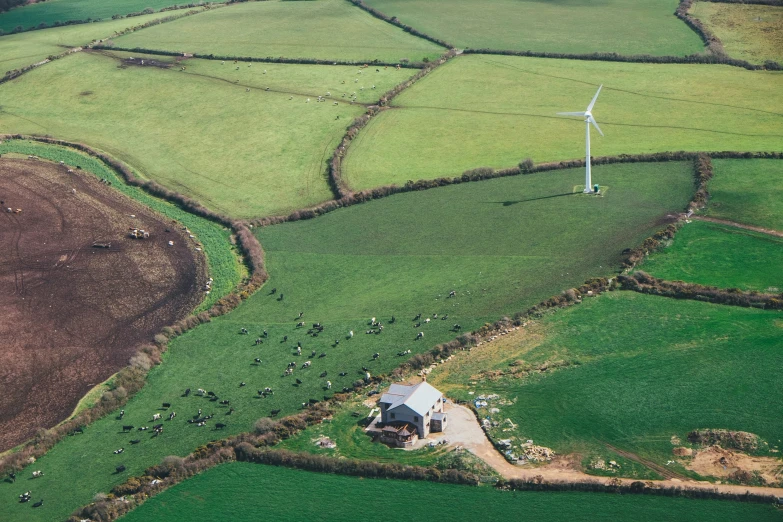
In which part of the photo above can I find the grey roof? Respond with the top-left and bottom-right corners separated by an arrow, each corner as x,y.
379,381 -> 442,417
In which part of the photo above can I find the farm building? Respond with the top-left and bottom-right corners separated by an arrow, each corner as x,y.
378,381 -> 446,447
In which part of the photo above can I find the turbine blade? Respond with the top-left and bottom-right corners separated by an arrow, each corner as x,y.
589,116 -> 604,137
556,111 -> 586,116
586,84 -> 603,112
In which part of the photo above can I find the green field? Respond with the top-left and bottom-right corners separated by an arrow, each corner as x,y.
0,11 -> 176,75
113,0 -> 445,63
0,50 -> 413,218
120,462 -> 783,522
343,55 -> 783,190
363,0 -> 704,56
0,0 -> 191,34
642,220 -> 783,292
0,162 -> 693,522
691,2 -> 783,64
705,159 -> 783,232
430,292 -> 783,473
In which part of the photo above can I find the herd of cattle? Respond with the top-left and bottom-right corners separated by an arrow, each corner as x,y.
12,288 -> 463,506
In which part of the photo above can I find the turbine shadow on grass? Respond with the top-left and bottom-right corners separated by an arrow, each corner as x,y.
487,191 -> 577,206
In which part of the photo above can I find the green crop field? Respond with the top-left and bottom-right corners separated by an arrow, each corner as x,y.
691,2 -> 783,64
0,49 -> 413,218
112,0 -> 445,63
0,162 -> 693,522
0,11 -> 176,75
641,220 -> 783,293
705,159 -> 783,232
0,139 -> 243,308
343,55 -> 783,190
363,0 -> 704,56
430,292 -> 783,474
119,462 -> 783,521
0,0 -> 190,34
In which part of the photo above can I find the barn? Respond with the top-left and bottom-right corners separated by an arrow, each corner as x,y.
378,381 -> 446,447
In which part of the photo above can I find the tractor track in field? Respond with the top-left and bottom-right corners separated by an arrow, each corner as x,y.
690,215 -> 783,238
603,443 -> 689,481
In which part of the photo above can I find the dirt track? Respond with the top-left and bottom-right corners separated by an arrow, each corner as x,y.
0,157 -> 206,451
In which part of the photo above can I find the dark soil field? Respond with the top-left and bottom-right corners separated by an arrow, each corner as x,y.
0,157 -> 205,451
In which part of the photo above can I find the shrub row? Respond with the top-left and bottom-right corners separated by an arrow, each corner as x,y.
92,45 -> 429,68
346,0 -> 453,50
618,271 -> 783,309
498,476 -> 779,504
251,151 -> 783,229
676,0 -> 727,57
0,0 -> 24,15
0,135 -> 268,479
1,46 -> 79,85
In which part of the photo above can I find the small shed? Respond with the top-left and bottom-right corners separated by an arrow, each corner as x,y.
380,423 -> 419,448
431,411 -> 447,433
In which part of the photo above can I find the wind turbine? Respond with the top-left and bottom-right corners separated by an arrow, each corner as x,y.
557,85 -> 604,193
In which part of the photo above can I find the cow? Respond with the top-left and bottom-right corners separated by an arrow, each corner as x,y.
122,425 -> 134,433
116,465 -> 126,473
130,439 -> 141,445
152,413 -> 161,421
183,388 -> 191,397
162,402 -> 171,409
271,409 -> 281,416
215,423 -> 226,429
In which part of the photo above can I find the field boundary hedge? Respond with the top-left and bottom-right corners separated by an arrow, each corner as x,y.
698,0 -> 783,6
249,151 -> 783,228
619,272 -> 783,309
0,135 -> 268,479
91,44 -> 431,69
345,0 -> 453,50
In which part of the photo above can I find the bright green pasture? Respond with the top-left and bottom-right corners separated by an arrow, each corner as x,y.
0,11 -> 175,75
363,0 -> 703,56
642,220 -> 783,292
0,162 -> 693,522
691,2 -> 783,64
113,0 -> 444,63
705,159 -> 783,231
0,0 -> 192,34
120,462 -> 783,522
432,292 -> 783,473
343,55 -> 783,190
0,139 -> 242,308
0,50 -> 413,218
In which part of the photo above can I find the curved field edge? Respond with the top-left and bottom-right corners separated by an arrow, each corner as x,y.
0,138 -> 243,308
117,462 -> 783,522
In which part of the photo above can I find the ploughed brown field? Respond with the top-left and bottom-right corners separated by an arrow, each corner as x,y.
0,157 -> 205,451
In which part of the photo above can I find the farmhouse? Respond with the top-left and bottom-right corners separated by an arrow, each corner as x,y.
378,381 -> 446,448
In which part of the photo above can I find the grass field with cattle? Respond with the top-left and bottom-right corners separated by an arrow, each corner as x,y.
362,0 -> 704,56
112,0 -> 445,63
641,220 -> 783,292
0,161 -> 693,522
119,462 -> 783,522
690,2 -> 783,64
0,0 -> 190,34
0,49 -> 412,218
0,11 -> 177,75
343,55 -> 783,190
428,292 -> 783,477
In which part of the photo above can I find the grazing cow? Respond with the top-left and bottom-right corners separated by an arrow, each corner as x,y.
296,378 -> 303,385
8,472 -> 15,483
310,351 -> 316,358
319,352 -> 327,358
453,324 -> 461,331
348,330 -> 354,338
122,425 -> 134,433
153,423 -> 163,430
296,347 -> 302,355
271,409 -> 281,416
119,410 -> 125,419
449,290 -> 456,298
152,413 -> 161,421
138,426 -> 149,431
326,381 -> 332,389
416,332 -> 424,340
32,471 -> 43,478
270,288 -> 277,295
339,372 -> 347,376
364,372 -> 371,382
425,318 -> 430,324
414,323 -> 421,328
215,423 -> 226,429
320,371 -> 327,378
278,294 -> 284,301
196,388 -> 206,396
333,339 -> 339,346
240,382 -> 246,387
283,335 -> 288,342
373,353 -> 380,360
442,314 -> 449,320
284,368 -> 293,376
207,391 -> 216,397
414,313 -> 421,321
184,388 -> 191,397
255,338 -> 263,345
302,361 -> 311,368
219,400 -> 230,405
433,314 -> 438,319
228,407 -> 235,415
162,402 -> 171,409
264,387 -> 273,394
297,322 -> 305,328
255,358 -> 262,364
390,316 -> 396,323
130,439 -> 141,444
32,499 -> 43,508
168,412 -> 177,421
116,465 -> 127,473
343,387 -> 351,393
113,448 -> 124,454
263,329 -> 268,337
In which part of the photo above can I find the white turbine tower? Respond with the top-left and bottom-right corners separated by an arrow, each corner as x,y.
557,85 -> 604,193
